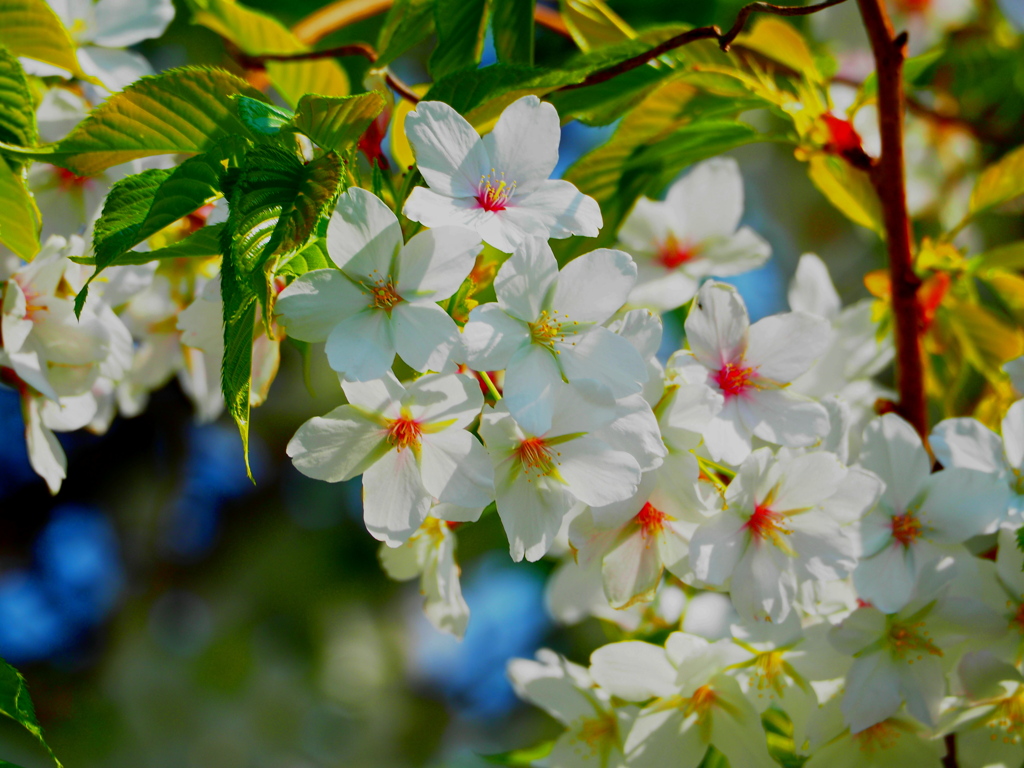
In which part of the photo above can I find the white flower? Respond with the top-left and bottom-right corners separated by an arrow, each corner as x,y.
403,95 -> 602,253
657,350 -> 724,452
618,158 -> 771,312
589,633 -> 778,768
287,372 -> 494,546
930,401 -> 1023,527
690,448 -> 881,623
853,413 -> 1008,614
945,651 -> 1024,768
683,281 -> 831,465
276,187 -> 481,382
379,513 -> 471,639
804,714 -> 946,768
508,649 -> 633,768
478,381 -> 663,562
462,237 -> 646,432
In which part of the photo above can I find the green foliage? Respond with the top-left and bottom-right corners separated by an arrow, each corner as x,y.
186,0 -> 348,106
480,739 -> 554,765
807,154 -> 884,236
0,158 -> 39,260
234,95 -> 294,136
376,0 -> 436,67
0,46 -> 36,150
429,0 -> 491,79
290,93 -> 387,154
968,144 -> 1024,218
1017,525 -> 1024,567
559,0 -> 634,52
0,67 -> 266,176
492,0 -> 535,66
71,225 -> 227,266
0,0 -> 91,82
0,657 -> 61,768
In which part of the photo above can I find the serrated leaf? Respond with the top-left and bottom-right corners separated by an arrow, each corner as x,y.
492,0 -> 535,65
808,153 -> 884,236
480,739 -> 554,765
72,225 -> 226,265
187,0 -> 348,106
969,143 -> 1024,217
559,0 -> 634,52
735,17 -> 820,82
377,0 -> 435,67
0,67 -> 265,176
234,95 -> 293,135
278,237 -> 331,278
0,658 -> 61,768
0,46 -> 36,149
0,0 -> 92,82
429,0 -> 491,80
0,158 -> 39,259
290,93 -> 387,154
220,251 -> 258,480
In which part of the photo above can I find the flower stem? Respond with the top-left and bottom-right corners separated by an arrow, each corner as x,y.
855,0 -> 929,441
478,371 -> 502,402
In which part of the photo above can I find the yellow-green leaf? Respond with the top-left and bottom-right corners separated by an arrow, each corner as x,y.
0,67 -> 264,176
290,92 -> 386,154
0,0 -> 92,82
808,154 -> 884,236
969,143 -> 1024,217
0,158 -> 39,259
734,17 -> 821,83
559,0 -> 634,52
945,296 -> 1024,378
188,0 -> 348,106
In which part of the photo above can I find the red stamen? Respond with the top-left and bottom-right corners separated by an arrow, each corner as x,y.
387,417 -> 421,451
714,362 -> 755,398
635,502 -> 668,537
655,236 -> 697,270
891,512 -> 922,547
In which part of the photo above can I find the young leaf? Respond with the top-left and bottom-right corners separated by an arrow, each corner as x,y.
492,0 -> 535,66
234,95 -> 293,135
376,0 -> 436,67
808,154 -> 884,236
734,17 -> 821,83
0,657 -> 62,768
0,45 -> 37,149
0,0 -> 92,82
0,67 -> 266,176
219,250 -> 258,480
0,158 -> 40,260
187,0 -> 349,106
71,224 -> 226,265
969,143 -> 1024,218
559,0 -> 634,52
290,93 -> 387,154
429,0 -> 491,80
480,739 -> 554,765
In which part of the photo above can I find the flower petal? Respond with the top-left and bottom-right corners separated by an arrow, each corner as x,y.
745,311 -> 830,383
589,641 -> 678,701
405,372 -> 482,430
462,304 -> 531,371
930,416 -> 1006,474
404,100 -> 490,198
685,281 -> 749,368
328,187 -> 404,277
287,405 -> 388,482
557,436 -> 642,507
494,236 -> 559,323
390,302 -> 460,373
324,308 -> 395,381
500,179 -> 603,244
557,326 -> 647,398
362,447 -> 432,545
420,429 -> 494,508
852,543 -> 915,614
396,225 -> 482,302
859,414 -> 931,513
276,268 -> 365,342
481,95 -> 560,195
666,158 -> 744,243
550,248 -> 637,324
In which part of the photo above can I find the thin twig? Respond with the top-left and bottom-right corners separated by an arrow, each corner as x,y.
558,0 -> 849,91
856,0 -> 929,440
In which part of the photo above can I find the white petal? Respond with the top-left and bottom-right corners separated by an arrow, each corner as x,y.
898,655 -> 944,729
91,0 -> 173,46
77,47 -> 152,92
618,196 -> 671,254
23,395 -> 66,494
342,372 -> 405,413
420,429 -> 494,508
557,436 -> 642,507
482,95 -> 560,196
624,708 -> 706,768
495,471 -> 573,562
841,653 -> 902,733
328,187 -> 404,276
494,236 -> 559,322
276,269 -> 364,343
729,542 -> 796,623
708,675 -> 780,768
500,179 -> 603,244
1002,399 -> 1024,469
325,309 -> 395,380
920,468 -> 1008,542
551,248 -> 637,324
557,326 -> 647,398
396,226 -> 481,302
628,270 -> 700,313
602,530 -> 664,608
286,406 -> 387,482
405,372 -> 482,430
689,227 -> 771,278
503,344 -> 562,437
589,641 -> 678,701
690,510 -> 748,585
685,281 -> 749,369
859,414 -> 931,513
703,406 -> 753,465
853,543 -> 915,614
745,311 -> 830,383
403,188 -> 514,251
666,158 -> 744,243
390,302 -> 460,373
788,253 -> 841,318
362,448 -> 432,545
404,100 -> 490,198
930,417 -> 1006,473
462,304 -> 530,370
772,452 -> 847,511
740,389 -> 830,448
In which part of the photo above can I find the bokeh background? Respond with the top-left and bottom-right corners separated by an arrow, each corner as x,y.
2,0 -> 1023,765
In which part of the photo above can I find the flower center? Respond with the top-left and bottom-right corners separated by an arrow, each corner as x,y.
854,720 -> 902,754
685,685 -> 717,721
745,502 -> 791,546
529,309 -> 576,349
53,165 -> 91,191
575,712 -> 617,751
367,272 -> 403,311
476,169 -> 516,212
515,436 -> 559,479
750,651 -> 786,699
886,620 -> 943,661
714,361 -> 756,398
386,416 -> 422,451
890,512 -> 922,547
987,687 -> 1024,745
635,502 -> 668,538
655,235 -> 697,270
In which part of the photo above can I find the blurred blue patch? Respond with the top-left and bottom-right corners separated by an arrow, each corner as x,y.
410,555 -> 549,719
161,423 -> 268,560
0,507 -> 124,664
0,387 -> 41,496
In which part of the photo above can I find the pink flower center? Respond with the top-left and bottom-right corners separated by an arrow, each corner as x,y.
635,501 -> 668,537
655,235 -> 697,270
891,512 -> 922,547
366,271 -> 403,311
515,436 -> 557,478
714,361 -> 755,398
476,170 -> 516,212
386,417 -> 421,451
745,502 -> 789,541
53,165 -> 91,191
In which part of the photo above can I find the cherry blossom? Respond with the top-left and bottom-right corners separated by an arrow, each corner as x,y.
945,651 -> 1024,768
618,158 -> 771,312
276,187 -> 481,382
403,96 -> 602,253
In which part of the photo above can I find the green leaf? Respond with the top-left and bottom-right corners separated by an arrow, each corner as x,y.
0,658 -> 61,768
734,17 -> 820,83
220,251 -> 258,480
278,237 -> 331,278
234,95 -> 293,135
975,240 -> 1024,272
0,46 -> 37,149
492,0 -> 535,66
377,0 -> 435,67
71,225 -> 226,266
424,63 -> 579,121
290,93 -> 387,154
558,0 -> 634,52
0,67 -> 266,176
1017,525 -> 1024,562
430,0 -> 491,80
808,154 -> 884,236
0,0 -> 92,83
187,0 -> 348,106
0,158 -> 39,260
969,143 -> 1024,218
480,739 -> 554,765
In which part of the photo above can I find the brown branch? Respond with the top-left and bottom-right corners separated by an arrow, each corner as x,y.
856,0 -> 929,439
558,0 -> 849,92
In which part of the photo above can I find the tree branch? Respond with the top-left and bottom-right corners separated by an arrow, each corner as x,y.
856,0 -> 929,439
558,0 -> 849,92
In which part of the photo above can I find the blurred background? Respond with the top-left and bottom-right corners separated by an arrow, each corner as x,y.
1,0 -> 1022,765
